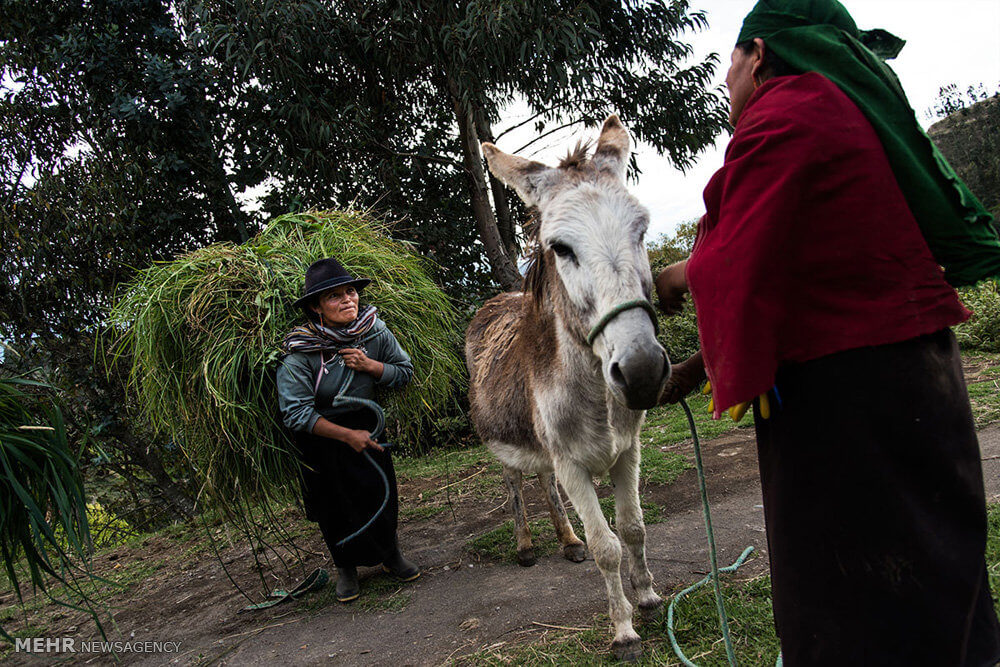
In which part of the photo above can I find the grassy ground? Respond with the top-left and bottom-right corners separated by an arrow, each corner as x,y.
458,352 -> 1000,664
2,352 -> 997,661
461,503 -> 1000,665
966,352 -> 1000,428
465,497 -> 665,565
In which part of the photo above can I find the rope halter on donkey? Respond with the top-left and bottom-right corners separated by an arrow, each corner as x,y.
586,299 -> 660,347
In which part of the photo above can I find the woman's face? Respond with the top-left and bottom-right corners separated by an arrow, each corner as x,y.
726,40 -> 764,126
311,284 -> 360,326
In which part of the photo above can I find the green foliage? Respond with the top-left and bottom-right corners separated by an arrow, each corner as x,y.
107,210 -> 466,526
956,281 -> 1000,351
928,83 -> 997,119
0,377 -> 96,641
927,84 -> 1000,220
648,219 -> 700,274
0,0 -> 252,345
648,221 -> 702,362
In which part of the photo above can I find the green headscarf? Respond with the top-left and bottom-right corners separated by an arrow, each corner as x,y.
738,0 -> 1000,286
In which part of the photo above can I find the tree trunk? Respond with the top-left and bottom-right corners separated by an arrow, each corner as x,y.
207,147 -> 253,243
112,429 -> 197,520
448,80 -> 521,290
474,109 -> 520,260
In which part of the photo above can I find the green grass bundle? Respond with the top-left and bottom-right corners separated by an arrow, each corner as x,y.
107,210 -> 466,516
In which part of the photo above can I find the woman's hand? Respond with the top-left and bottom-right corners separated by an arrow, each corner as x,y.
311,418 -> 384,452
342,428 -> 384,453
656,261 -> 689,315
659,351 -> 706,405
339,348 -> 384,378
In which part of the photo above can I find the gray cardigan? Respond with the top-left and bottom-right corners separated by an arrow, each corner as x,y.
276,317 -> 414,433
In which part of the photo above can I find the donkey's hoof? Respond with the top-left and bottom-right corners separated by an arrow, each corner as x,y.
563,542 -> 587,563
611,636 -> 642,663
638,596 -> 664,620
516,548 -> 537,567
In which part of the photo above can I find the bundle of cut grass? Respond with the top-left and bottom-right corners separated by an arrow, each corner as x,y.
107,210 -> 466,517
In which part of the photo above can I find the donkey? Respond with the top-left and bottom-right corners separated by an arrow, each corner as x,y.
465,115 -> 670,661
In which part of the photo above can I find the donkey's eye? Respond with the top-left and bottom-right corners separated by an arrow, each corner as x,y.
550,242 -> 577,262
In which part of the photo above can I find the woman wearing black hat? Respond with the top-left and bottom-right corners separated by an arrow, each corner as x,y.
277,257 -> 419,602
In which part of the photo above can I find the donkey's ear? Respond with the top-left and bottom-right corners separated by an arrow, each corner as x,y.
481,142 -> 555,208
592,114 -> 629,178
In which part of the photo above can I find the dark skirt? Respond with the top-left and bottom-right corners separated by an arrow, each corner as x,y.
754,328 -> 1000,666
292,410 -> 399,567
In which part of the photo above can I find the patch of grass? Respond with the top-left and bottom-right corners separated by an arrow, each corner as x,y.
395,444 -> 493,481
468,498 -> 664,565
639,447 -> 691,486
466,519 -> 564,564
643,394 -> 752,450
660,572 -> 779,665
302,573 -> 412,614
400,505 -> 449,522
597,496 -> 664,525
456,566 -> 778,665
967,356 -> 1000,428
396,444 -> 505,500
0,623 -> 49,658
463,504 -> 1000,665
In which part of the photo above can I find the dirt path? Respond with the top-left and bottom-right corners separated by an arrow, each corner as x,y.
6,424 -> 998,666
142,425 -> 999,666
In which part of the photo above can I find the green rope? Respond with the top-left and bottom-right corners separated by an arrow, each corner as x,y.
328,365 -> 390,547
586,299 -> 659,346
668,398 -> 742,666
240,568 -> 330,612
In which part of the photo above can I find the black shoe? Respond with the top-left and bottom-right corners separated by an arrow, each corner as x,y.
335,566 -> 359,602
383,547 -> 420,582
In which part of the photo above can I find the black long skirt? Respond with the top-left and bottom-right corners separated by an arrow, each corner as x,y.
753,328 -> 1000,666
292,410 -> 399,568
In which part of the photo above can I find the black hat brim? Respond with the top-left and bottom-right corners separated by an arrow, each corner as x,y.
293,276 -> 372,309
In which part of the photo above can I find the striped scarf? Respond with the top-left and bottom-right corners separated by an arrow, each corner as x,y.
281,305 -> 378,354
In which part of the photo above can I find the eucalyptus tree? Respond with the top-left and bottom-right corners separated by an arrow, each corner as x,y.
187,0 -> 729,289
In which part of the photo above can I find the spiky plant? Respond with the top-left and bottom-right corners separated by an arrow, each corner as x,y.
0,376 -> 96,641
106,210 -> 466,546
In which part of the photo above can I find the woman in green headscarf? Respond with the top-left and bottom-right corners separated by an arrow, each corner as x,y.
655,0 -> 1000,664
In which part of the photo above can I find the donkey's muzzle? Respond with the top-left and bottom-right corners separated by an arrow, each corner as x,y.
609,345 -> 670,410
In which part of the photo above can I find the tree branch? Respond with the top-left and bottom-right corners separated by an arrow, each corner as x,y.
512,119 -> 588,155
377,143 -> 469,173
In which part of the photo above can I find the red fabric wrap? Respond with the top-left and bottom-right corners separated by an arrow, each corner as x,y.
687,72 -> 969,418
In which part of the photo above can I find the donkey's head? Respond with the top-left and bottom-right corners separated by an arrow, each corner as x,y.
482,115 -> 669,410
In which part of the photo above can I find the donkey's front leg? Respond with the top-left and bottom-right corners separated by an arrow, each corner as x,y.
556,460 -> 641,661
501,466 -> 535,566
609,441 -> 663,617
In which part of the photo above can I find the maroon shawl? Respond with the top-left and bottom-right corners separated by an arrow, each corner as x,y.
687,72 -> 969,418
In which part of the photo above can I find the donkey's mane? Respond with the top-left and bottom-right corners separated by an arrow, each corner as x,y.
521,210 -> 548,302
559,140 -> 592,170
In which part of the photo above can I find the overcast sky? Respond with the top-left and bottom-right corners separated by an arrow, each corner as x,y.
494,0 -> 1000,242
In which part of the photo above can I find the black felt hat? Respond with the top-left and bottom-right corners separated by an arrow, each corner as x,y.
293,257 -> 371,310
